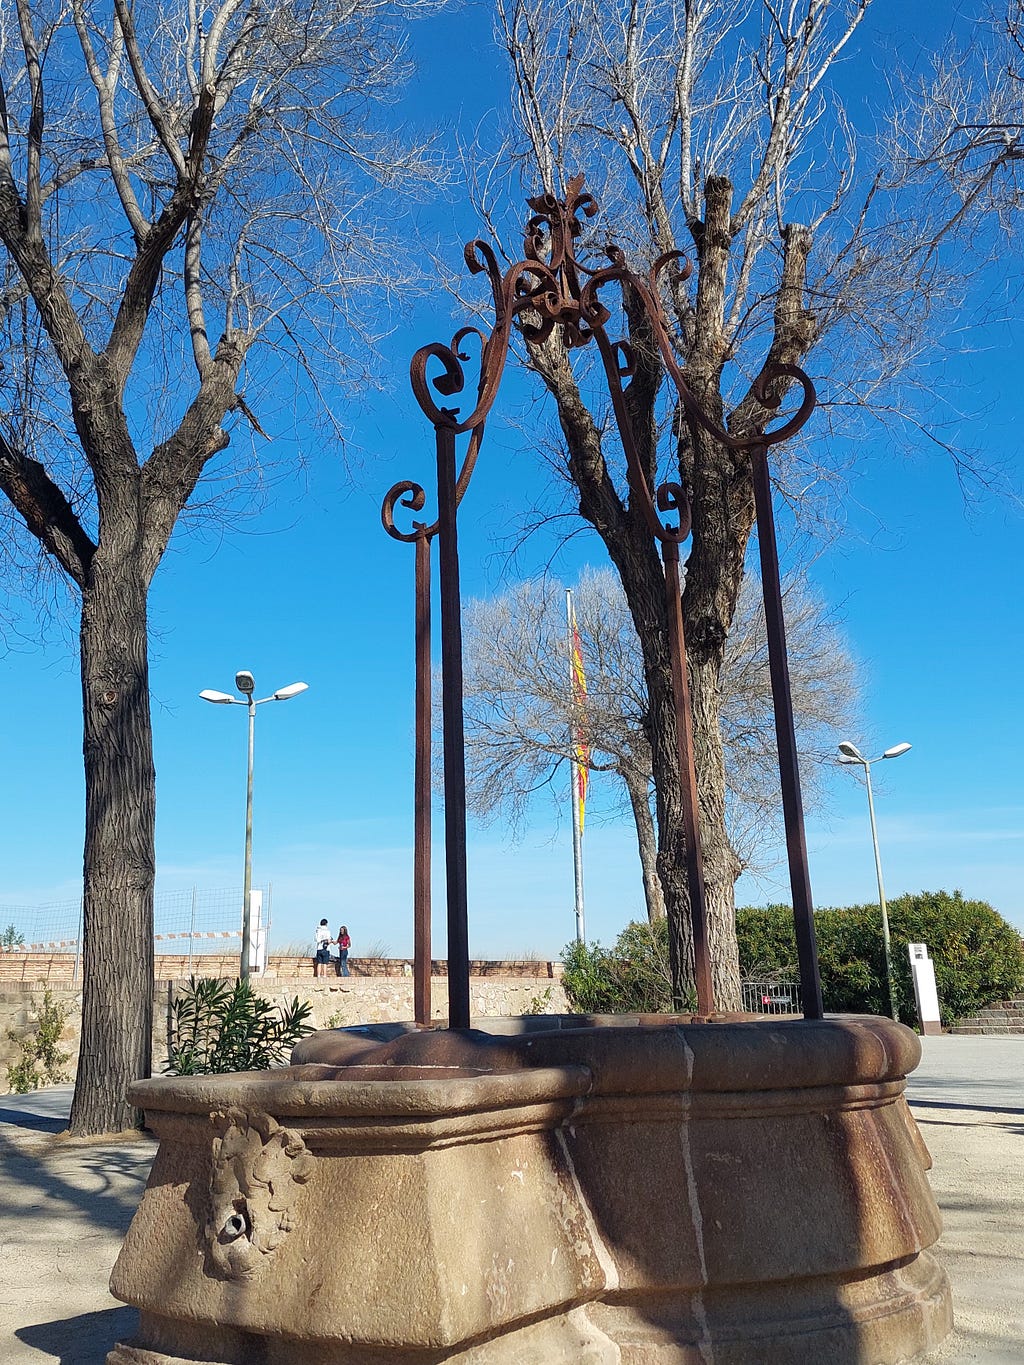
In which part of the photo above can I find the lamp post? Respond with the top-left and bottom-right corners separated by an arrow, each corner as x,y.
837,739 -> 911,1020
200,673 -> 309,978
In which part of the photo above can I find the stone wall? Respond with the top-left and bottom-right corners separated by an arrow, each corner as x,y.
948,995 -> 1024,1035
0,951 -> 562,985
242,975 -> 567,1032
1,974 -> 568,1090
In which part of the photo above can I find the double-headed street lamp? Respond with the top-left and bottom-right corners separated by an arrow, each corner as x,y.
200,672 -> 309,978
837,739 -> 912,1020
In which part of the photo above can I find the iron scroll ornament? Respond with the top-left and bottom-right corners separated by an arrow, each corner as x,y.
405,175 -> 816,550
386,173 -> 824,1022
381,327 -> 491,542
380,424 -> 485,543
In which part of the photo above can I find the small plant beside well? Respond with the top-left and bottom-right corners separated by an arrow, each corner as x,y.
167,977 -> 314,1075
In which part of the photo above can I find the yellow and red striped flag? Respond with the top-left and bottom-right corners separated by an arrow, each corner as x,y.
568,594 -> 590,832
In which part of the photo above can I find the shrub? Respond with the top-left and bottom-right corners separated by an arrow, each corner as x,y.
7,990 -> 70,1093
887,890 -> 1024,1022
734,905 -> 799,978
736,891 -> 1024,1025
562,919 -> 689,1014
523,985 -> 555,1015
167,977 -> 315,1075
561,939 -> 621,1013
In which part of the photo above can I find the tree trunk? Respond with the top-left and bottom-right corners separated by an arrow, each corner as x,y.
688,654 -> 743,1006
606,438 -> 748,1006
531,332 -> 742,1008
68,525 -> 155,1136
610,532 -> 705,1007
672,408 -> 754,1010
622,766 -> 666,924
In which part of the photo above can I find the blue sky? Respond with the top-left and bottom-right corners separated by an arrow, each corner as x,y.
2,1 -> 1022,958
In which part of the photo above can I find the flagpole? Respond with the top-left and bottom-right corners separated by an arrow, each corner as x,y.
567,590 -> 586,944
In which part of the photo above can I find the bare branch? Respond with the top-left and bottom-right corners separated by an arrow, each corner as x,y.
105,83 -> 217,386
0,432 -> 96,587
183,213 -> 213,376
732,1 -> 871,235
111,0 -> 188,175
887,3 -> 1024,254
13,0 -> 44,242
462,568 -> 858,898
139,331 -> 249,574
730,219 -> 815,436
70,1 -> 148,242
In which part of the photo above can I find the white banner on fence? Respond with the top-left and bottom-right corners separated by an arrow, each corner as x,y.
12,939 -> 77,951
154,930 -> 241,942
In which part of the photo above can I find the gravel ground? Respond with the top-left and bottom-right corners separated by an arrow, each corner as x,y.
0,1087 -> 152,1364
0,1036 -> 1020,1364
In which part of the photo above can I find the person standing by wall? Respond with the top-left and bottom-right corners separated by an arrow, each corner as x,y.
336,925 -> 351,978
314,919 -> 332,978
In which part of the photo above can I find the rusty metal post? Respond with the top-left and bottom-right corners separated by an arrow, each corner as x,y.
413,528 -> 432,1026
750,446 -> 824,1020
435,417 -> 471,1029
662,544 -> 714,1015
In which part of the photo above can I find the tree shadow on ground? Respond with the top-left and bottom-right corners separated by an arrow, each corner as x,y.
0,1128 -> 154,1236
910,1097 -> 1023,1117
910,1093 -> 1024,1137
17,1307 -> 138,1364
0,1104 -> 67,1133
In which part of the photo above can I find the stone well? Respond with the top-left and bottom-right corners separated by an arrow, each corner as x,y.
107,1014 -> 951,1364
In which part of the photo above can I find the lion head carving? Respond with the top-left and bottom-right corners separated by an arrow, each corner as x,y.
206,1107 -> 315,1280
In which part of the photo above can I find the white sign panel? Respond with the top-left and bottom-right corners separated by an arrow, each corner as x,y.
907,941 -> 942,1036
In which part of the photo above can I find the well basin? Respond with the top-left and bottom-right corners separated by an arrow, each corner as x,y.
108,1014 -> 951,1363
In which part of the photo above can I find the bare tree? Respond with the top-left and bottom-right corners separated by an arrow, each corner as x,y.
462,0 -> 987,1006
462,567 -> 857,926
471,0 -> 885,1006
0,0 -> 443,1135
890,2 -> 1024,251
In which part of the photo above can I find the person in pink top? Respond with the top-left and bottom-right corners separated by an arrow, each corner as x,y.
335,925 -> 351,977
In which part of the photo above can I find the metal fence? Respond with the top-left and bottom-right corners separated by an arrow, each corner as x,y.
741,980 -> 802,1015
0,886 -> 266,970
152,887 -> 248,957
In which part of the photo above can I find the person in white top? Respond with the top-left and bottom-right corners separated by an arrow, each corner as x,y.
314,918 -> 332,978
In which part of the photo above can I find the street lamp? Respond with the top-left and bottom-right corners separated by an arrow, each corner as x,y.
837,739 -> 912,1020
200,672 -> 309,978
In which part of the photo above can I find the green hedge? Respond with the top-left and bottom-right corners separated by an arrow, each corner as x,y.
736,890 -> 1024,1025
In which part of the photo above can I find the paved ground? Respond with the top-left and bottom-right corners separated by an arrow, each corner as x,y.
908,1037 -> 1024,1364
0,1036 -> 1020,1363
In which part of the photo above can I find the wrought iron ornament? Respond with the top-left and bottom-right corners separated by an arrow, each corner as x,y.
384,175 -> 824,1024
